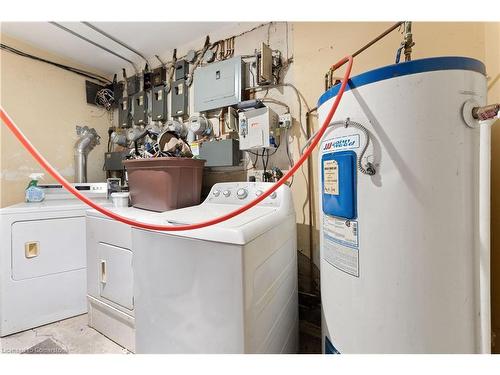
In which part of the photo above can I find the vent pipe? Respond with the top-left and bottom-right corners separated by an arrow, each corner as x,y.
74,125 -> 100,183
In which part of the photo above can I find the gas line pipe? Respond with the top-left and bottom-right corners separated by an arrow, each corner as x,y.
0,55 -> 353,232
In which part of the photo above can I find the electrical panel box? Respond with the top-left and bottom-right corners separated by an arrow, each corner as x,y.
143,71 -> 153,91
132,91 -> 148,125
152,66 -> 167,87
174,60 -> 189,81
238,107 -> 279,150
126,75 -> 140,96
85,80 -> 105,106
199,139 -> 241,167
171,79 -> 188,117
112,81 -> 124,104
104,151 -> 128,171
152,85 -> 168,122
224,107 -> 238,133
258,43 -> 273,85
118,97 -> 132,128
194,56 -> 244,113
321,150 -> 357,220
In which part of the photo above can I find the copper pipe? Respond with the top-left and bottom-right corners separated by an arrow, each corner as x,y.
306,108 -> 317,292
472,104 -> 500,121
325,22 -> 404,90
326,21 -> 404,81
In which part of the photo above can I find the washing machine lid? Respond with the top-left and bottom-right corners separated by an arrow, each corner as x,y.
134,203 -> 285,245
160,203 -> 275,227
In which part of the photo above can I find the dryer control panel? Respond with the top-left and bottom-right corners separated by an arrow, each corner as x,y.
205,182 -> 283,208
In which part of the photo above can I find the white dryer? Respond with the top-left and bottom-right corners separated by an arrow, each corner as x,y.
85,206 -> 161,352
0,183 -> 110,336
131,182 -> 298,354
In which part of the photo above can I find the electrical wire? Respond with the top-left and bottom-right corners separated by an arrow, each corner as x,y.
260,98 -> 290,113
301,118 -> 376,175
95,88 -> 115,110
0,43 -> 111,84
0,55 -> 353,232
247,83 -> 310,139
285,128 -> 295,186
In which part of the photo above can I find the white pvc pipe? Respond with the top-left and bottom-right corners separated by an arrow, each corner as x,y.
479,120 -> 492,353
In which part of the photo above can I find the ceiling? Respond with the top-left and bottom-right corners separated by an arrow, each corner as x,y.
1,22 -> 238,75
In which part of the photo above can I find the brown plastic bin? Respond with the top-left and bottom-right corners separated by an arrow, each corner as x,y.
123,157 -> 205,212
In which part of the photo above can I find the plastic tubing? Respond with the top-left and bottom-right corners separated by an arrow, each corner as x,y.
0,56 -> 353,231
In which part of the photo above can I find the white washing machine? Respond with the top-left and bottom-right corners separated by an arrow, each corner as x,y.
85,206 -> 162,352
0,183 -> 110,337
131,182 -> 298,354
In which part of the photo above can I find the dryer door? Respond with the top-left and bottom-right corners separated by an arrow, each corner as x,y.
11,217 -> 86,280
98,243 -> 134,310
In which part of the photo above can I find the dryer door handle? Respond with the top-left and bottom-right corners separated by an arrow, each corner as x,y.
100,260 -> 107,284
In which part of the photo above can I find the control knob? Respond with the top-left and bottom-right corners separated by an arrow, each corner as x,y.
236,188 -> 248,199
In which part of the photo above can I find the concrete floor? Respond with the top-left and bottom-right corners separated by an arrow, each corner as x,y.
0,314 -> 129,354
1,310 -> 317,354
1,253 -> 320,355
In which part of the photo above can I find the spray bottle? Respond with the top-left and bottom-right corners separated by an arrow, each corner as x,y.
25,173 -> 45,203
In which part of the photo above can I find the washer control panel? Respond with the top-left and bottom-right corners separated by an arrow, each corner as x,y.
206,182 -> 282,207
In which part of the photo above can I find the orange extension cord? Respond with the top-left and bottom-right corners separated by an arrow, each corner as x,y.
0,56 -> 353,231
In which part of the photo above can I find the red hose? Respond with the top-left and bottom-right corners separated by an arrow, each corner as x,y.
0,56 -> 353,231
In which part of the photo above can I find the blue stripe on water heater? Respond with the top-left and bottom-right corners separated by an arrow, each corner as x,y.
317,56 -> 486,107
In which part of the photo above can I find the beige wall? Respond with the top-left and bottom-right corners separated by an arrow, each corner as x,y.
292,21 -> 500,351
0,33 -> 112,207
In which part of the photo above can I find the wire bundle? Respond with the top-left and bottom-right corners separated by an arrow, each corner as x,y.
0,43 -> 111,84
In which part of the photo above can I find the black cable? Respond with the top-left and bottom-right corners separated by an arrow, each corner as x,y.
267,144 -> 280,156
246,150 -> 261,157
262,149 -> 274,182
1,43 -> 111,84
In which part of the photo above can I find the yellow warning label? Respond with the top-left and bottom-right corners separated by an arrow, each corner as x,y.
324,160 -> 339,195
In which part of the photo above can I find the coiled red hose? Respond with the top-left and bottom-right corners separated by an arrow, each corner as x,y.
0,56 -> 353,231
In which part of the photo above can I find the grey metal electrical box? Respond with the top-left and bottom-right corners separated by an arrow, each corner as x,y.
194,56 -> 244,113
132,91 -> 148,125
174,60 -> 189,80
126,75 -> 140,96
104,151 -> 128,171
199,139 -> 241,167
152,66 -> 167,87
152,86 -> 168,122
118,97 -> 131,128
171,79 -> 188,117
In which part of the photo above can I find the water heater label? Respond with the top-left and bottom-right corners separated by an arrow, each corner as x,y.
323,216 -> 358,247
323,216 -> 359,277
324,238 -> 359,277
321,134 -> 360,153
323,160 -> 339,195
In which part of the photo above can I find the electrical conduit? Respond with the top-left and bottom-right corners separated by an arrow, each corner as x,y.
0,56 -> 353,231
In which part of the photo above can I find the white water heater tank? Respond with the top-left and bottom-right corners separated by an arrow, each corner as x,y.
317,56 -> 490,353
